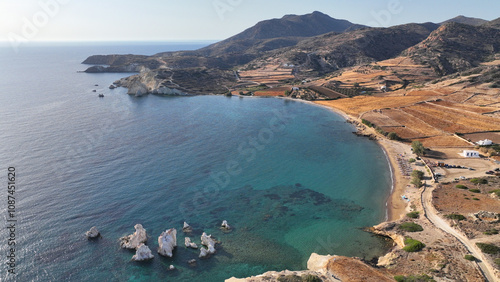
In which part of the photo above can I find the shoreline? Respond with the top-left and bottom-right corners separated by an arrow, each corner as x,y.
311,100 -> 410,222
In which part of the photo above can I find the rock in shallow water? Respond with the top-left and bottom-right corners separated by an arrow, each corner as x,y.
199,232 -> 216,258
221,220 -> 231,230
120,224 -> 147,249
158,228 -> 177,257
85,226 -> 100,239
185,237 -> 198,249
132,243 -> 154,261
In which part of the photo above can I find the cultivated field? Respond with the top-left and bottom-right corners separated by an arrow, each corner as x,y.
413,135 -> 473,147
316,96 -> 428,116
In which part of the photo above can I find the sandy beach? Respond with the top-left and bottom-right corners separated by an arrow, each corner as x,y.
314,101 -> 412,221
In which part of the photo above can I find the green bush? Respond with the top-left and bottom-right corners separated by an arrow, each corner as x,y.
455,184 -> 468,189
403,238 -> 426,252
388,132 -> 399,140
464,255 -> 476,261
470,178 -> 488,185
408,158 -> 416,163
446,214 -> 466,221
469,189 -> 481,193
399,222 -> 424,232
489,189 -> 500,197
394,274 -> 435,282
362,119 -> 374,128
495,258 -> 500,266
476,243 -> 500,254
407,211 -> 420,219
484,229 -> 498,235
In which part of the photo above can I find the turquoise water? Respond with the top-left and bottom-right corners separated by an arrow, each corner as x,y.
0,43 -> 392,281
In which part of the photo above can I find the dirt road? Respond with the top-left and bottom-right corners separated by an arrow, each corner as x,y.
421,184 -> 498,282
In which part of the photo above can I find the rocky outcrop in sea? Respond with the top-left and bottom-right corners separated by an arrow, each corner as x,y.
132,243 -> 154,261
120,224 -> 148,249
158,228 -> 177,257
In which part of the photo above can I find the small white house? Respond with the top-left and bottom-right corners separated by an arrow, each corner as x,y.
476,139 -> 493,146
461,150 -> 480,158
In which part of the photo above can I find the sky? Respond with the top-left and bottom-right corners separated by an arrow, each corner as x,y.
1,0 -> 499,42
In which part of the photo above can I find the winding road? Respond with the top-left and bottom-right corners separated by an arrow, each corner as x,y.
421,184 -> 498,282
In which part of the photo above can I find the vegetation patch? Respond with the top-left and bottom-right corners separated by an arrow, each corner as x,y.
476,243 -> 500,255
399,222 -> 424,232
489,189 -> 500,197
484,229 -> 498,235
411,170 -> 425,188
362,119 -> 374,128
464,255 -> 476,261
468,189 -> 481,193
455,184 -> 468,189
470,178 -> 488,185
407,211 -> 420,219
394,274 -> 435,282
445,214 -> 466,221
495,258 -> 500,266
403,238 -> 426,252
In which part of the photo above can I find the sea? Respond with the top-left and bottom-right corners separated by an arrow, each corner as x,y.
0,41 -> 392,281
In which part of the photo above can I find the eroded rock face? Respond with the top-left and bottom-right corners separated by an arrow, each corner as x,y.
370,221 -> 406,248
158,228 -> 177,257
120,224 -> 147,249
132,243 -> 154,261
85,226 -> 100,239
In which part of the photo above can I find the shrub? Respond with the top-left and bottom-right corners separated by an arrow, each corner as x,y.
484,229 -> 498,235
455,184 -> 468,189
407,211 -> 420,219
387,132 -> 399,140
408,158 -> 416,163
495,258 -> 500,266
489,189 -> 500,197
362,119 -> 374,128
464,255 -> 476,261
399,222 -> 424,232
394,274 -> 435,282
412,141 -> 425,156
446,214 -> 466,221
470,178 -> 488,185
476,243 -> 500,254
472,198 -> 480,201
469,189 -> 481,193
403,238 -> 426,252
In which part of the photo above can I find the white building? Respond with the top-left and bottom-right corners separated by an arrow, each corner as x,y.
461,150 -> 480,158
476,139 -> 493,146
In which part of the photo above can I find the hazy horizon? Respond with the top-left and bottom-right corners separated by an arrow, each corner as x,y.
1,1 -> 499,43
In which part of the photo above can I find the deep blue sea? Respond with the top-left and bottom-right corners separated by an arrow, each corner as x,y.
0,42 -> 392,281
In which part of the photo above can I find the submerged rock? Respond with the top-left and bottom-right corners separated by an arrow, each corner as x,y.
120,224 -> 147,249
168,265 -> 176,271
85,226 -> 100,239
158,228 -> 177,257
199,232 -> 216,258
132,243 -> 154,261
185,237 -> 198,249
